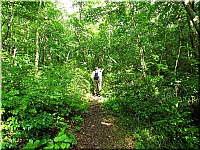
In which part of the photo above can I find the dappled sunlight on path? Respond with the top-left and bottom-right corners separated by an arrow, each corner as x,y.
74,96 -> 134,149
90,95 -> 108,104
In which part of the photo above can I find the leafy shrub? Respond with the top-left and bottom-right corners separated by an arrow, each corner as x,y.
103,72 -> 199,149
2,61 -> 90,149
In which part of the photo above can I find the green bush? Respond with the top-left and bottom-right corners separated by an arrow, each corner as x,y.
103,72 -> 199,149
2,62 -> 90,149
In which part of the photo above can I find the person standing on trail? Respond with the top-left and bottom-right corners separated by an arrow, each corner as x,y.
91,67 -> 104,96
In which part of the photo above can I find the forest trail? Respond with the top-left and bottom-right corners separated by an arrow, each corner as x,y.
74,96 -> 135,149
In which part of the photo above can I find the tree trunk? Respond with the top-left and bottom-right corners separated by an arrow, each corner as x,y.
187,15 -> 195,49
174,16 -> 183,74
2,2 -> 15,49
182,1 -> 200,37
12,47 -> 17,66
41,26 -> 48,65
186,12 -> 199,58
45,26 -> 51,64
130,6 -> 146,78
74,31 -> 86,63
35,0 -> 42,74
74,1 -> 86,64
79,1 -> 82,21
174,39 -> 181,74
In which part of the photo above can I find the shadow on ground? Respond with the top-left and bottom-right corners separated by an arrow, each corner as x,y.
74,96 -> 135,149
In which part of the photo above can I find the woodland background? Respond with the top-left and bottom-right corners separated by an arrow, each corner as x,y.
1,0 -> 199,149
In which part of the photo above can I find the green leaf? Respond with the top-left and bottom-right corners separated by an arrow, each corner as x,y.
64,138 -> 72,143
54,144 -> 60,149
171,98 -> 180,104
76,126 -> 81,131
48,144 -> 54,149
29,109 -> 37,113
47,139 -> 54,145
54,134 -> 68,142
60,134 -> 68,140
72,139 -> 77,145
20,104 -> 27,110
33,140 -> 40,147
22,139 -> 34,149
60,143 -> 70,149
2,142 -> 9,149
8,90 -> 19,96
12,109 -> 19,115
54,136 -> 60,142
177,119 -> 183,123
40,139 -> 47,145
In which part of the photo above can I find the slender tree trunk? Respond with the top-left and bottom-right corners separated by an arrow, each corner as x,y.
2,14 -> 14,48
35,0 -> 42,74
79,1 -> 86,64
66,51 -> 70,61
174,42 -> 181,74
74,1 -> 86,64
41,37 -> 45,65
187,15 -> 195,49
2,2 -> 15,49
182,1 -> 200,37
42,6 -> 50,65
174,17 -> 182,74
106,25 -> 116,64
35,28 -> 39,72
182,1 -> 200,63
130,9 -> 146,78
45,27 -> 51,64
12,47 -> 17,66
74,31 -> 86,63
79,1 -> 82,21
108,25 -> 111,48
43,35 -> 49,65
186,13 -> 199,58
41,26 -> 47,65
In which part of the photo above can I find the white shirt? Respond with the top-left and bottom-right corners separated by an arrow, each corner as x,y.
91,68 -> 104,80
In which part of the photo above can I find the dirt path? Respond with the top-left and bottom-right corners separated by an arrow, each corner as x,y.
74,96 -> 135,149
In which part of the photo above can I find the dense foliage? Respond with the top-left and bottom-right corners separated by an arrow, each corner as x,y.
2,60 -> 91,149
1,0 -> 199,149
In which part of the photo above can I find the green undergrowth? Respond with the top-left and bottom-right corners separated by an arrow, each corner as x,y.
1,61 -> 91,149
102,72 -> 199,149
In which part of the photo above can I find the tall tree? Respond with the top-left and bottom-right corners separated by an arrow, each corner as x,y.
182,0 -> 200,38
35,0 -> 42,74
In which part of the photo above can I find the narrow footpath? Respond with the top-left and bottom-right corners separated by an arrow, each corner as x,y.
74,96 -> 135,149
